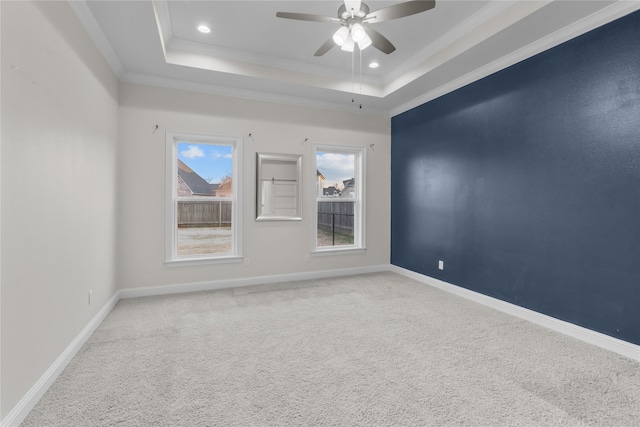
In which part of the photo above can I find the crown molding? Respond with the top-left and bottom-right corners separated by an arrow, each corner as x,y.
164,46 -> 383,97
383,0 -> 515,87
120,72 -> 390,117
167,38 -> 382,88
384,0 -> 551,97
151,0 -> 173,49
391,0 -> 640,117
67,0 -> 124,77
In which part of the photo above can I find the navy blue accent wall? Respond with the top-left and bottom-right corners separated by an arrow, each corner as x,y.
391,11 -> 640,345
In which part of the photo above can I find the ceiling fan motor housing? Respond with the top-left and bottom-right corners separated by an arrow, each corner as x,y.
339,3 -> 369,20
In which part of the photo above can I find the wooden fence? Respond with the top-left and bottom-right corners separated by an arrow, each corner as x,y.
178,200 -> 351,231
317,201 -> 354,236
178,200 -> 232,227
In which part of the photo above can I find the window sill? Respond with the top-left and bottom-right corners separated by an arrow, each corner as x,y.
164,256 -> 243,268
311,247 -> 366,257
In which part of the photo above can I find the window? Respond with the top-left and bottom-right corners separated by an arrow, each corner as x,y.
165,132 -> 242,265
313,145 -> 365,253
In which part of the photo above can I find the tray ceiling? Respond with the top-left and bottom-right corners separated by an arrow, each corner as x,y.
71,1 -> 640,116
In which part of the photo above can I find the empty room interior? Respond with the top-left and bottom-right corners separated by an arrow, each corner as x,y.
1,0 -> 639,425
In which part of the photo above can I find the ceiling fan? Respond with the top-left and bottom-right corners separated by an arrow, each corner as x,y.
276,0 -> 436,56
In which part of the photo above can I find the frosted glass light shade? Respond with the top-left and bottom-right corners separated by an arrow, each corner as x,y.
341,37 -> 355,52
333,27 -> 349,46
357,33 -> 372,50
351,23 -> 365,43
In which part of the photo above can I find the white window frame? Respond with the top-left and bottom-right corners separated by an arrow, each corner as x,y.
165,131 -> 243,267
312,144 -> 366,255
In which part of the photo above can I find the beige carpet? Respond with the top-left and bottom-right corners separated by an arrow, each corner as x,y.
22,272 -> 640,426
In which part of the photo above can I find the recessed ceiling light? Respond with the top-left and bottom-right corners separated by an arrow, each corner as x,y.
369,61 -> 380,69
197,25 -> 211,34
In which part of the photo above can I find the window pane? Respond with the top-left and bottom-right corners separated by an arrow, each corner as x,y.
316,152 -> 355,198
317,201 -> 355,247
176,142 -> 233,257
316,148 -> 356,247
177,143 -> 232,197
177,201 -> 232,255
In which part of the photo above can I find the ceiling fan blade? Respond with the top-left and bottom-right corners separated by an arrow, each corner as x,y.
364,27 -> 396,54
365,0 -> 436,24
314,38 -> 336,57
275,12 -> 340,23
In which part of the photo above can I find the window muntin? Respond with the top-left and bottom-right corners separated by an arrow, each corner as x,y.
314,145 -> 364,252
166,132 -> 242,264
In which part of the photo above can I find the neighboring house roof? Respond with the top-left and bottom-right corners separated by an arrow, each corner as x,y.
178,159 -> 217,196
343,178 -> 355,188
317,169 -> 325,180
323,186 -> 339,196
216,177 -> 232,196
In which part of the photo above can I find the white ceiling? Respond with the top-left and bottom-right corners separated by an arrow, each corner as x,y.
71,0 -> 640,116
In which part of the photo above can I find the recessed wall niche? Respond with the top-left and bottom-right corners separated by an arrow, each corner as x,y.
256,153 -> 302,221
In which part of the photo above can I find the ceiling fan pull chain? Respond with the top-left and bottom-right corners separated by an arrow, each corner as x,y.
351,49 -> 355,103
359,47 -> 363,109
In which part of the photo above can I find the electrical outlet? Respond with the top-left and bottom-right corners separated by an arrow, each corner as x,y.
244,257 -> 250,266
438,260 -> 444,270
88,290 -> 93,305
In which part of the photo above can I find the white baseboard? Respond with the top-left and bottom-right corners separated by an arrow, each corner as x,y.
4,263 -> 637,426
2,264 -> 388,426
119,264 -> 389,299
390,265 -> 640,363
1,292 -> 120,427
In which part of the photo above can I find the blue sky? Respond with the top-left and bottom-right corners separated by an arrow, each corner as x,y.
317,152 -> 355,189
178,142 -> 232,184
176,144 -> 353,189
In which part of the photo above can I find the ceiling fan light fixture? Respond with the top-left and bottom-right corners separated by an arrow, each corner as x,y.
276,0 -> 436,56
341,37 -> 355,52
350,23 -> 365,43
333,26 -> 349,46
357,33 -> 372,50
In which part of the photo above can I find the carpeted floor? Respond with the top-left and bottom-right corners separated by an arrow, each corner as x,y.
21,272 -> 640,426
